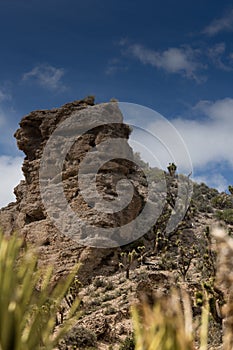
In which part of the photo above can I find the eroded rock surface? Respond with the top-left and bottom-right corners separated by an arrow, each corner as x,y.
0,97 -> 146,282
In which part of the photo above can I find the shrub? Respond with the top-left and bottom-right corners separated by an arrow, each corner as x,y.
211,194 -> 233,209
167,162 -> 177,177
215,209 -> 233,224
229,185 -> 233,195
102,293 -> 114,302
119,336 -> 135,350
103,306 -> 117,315
93,277 -> 106,289
104,280 -> 114,291
58,325 -> 97,349
192,183 -> 219,213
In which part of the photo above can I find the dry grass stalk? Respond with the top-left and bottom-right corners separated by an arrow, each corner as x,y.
212,227 -> 233,350
131,289 -> 195,350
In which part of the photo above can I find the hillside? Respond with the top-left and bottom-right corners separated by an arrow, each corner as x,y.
56,180 -> 233,350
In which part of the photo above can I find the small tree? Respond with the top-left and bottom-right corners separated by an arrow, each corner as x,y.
167,162 -> 177,177
176,241 -> 197,281
119,250 -> 138,279
229,185 -> 233,195
137,245 -> 146,266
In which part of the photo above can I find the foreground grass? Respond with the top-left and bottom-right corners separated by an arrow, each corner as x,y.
0,232 -> 80,350
1,228 -> 233,350
131,289 -> 209,350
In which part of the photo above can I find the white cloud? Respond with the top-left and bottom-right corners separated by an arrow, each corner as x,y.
170,98 -> 233,170
131,98 -> 233,191
0,156 -> 24,208
119,39 -> 233,80
194,98 -> 233,122
0,98 -> 24,208
129,45 -> 200,77
203,9 -> 233,36
23,64 -> 65,91
207,43 -> 233,71
193,173 -> 228,193
123,43 -> 204,81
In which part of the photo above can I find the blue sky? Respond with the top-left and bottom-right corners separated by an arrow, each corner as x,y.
0,0 -> 233,207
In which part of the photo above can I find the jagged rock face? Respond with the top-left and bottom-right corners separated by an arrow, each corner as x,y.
0,97 -> 146,282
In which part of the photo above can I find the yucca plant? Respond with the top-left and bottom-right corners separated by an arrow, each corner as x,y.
0,232 -> 80,350
119,250 -> 138,279
131,288 -> 210,350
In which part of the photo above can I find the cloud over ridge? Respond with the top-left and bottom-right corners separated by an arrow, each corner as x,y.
137,98 -> 233,192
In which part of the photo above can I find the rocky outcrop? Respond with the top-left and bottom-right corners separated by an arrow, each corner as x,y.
0,97 -> 146,282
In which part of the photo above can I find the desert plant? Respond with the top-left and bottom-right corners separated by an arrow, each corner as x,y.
119,336 -> 135,350
167,162 -> 177,177
136,245 -> 146,266
101,293 -> 115,302
93,277 -> 106,289
58,325 -> 97,349
196,226 -> 217,279
119,250 -> 138,279
131,287 -> 211,350
65,276 -> 82,307
211,193 -> 233,209
215,209 -> 233,224
103,306 -> 117,315
228,185 -> 233,195
176,242 -> 197,281
192,183 -> 218,213
0,232 -> 80,350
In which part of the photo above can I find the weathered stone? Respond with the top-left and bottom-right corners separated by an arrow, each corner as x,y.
0,97 -> 145,283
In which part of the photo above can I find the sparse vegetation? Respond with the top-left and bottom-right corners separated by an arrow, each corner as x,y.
211,193 -> 233,209
215,209 -> 233,224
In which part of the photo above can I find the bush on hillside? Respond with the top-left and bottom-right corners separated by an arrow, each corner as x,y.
215,209 -> 233,224
211,194 -> 233,209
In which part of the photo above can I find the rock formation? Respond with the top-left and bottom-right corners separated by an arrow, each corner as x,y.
0,97 -> 146,282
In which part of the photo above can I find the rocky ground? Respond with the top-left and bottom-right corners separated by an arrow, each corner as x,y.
56,208 -> 231,350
